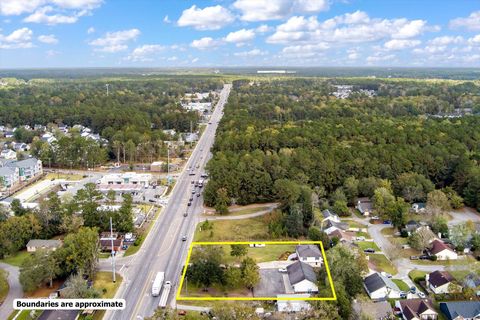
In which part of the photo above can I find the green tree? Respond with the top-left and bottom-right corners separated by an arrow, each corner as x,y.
426,190 -> 451,216
372,187 -> 396,215
75,183 -> 102,228
230,244 -> 248,258
332,200 -> 349,216
394,173 -> 434,203
308,226 -> 330,248
343,176 -> 359,205
224,267 -> 242,289
61,273 -> 100,298
19,250 -> 60,291
214,188 -> 230,215
240,257 -> 260,290
11,199 -> 28,216
273,179 -> 301,208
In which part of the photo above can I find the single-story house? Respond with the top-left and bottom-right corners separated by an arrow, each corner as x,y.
429,239 -> 458,261
356,197 -> 373,216
276,294 -> 311,312
426,270 -> 460,294
395,299 -> 438,320
296,244 -> 323,267
322,219 -> 349,235
328,229 -> 353,243
287,261 -> 318,293
405,220 -> 421,234
439,301 -> 480,320
464,273 -> 480,295
321,209 -> 340,223
411,203 -> 427,213
0,149 -> 17,160
27,239 -> 62,252
99,238 -> 124,252
363,272 -> 402,300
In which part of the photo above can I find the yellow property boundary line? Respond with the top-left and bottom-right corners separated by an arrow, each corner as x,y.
176,241 -> 337,301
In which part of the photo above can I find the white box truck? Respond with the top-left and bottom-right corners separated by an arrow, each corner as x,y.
151,272 -> 165,297
158,281 -> 171,308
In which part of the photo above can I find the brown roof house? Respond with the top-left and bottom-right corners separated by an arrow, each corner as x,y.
426,270 -> 461,294
429,239 -> 457,261
395,298 -> 438,320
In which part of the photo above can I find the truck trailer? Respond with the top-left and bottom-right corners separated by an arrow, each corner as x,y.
151,272 -> 165,297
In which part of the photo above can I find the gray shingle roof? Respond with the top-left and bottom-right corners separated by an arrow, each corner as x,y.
296,244 -> 321,259
9,158 -> 39,168
364,272 -> 400,294
440,301 -> 480,320
287,261 -> 317,285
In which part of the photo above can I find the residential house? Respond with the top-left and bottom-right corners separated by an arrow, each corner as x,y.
296,244 -> 323,267
464,273 -> 480,296
321,209 -> 340,223
0,149 -> 17,160
99,238 -> 124,252
356,197 -> 373,216
412,203 -> 427,213
429,239 -> 458,261
26,239 -> 62,252
12,142 -> 29,152
322,219 -> 349,235
395,299 -> 438,320
328,229 -> 353,243
8,158 -> 43,182
363,272 -> 402,300
0,166 -> 19,190
4,131 -> 14,139
286,261 -> 319,293
439,301 -> 480,320
426,270 -> 461,294
162,129 -> 176,136
41,133 -> 57,144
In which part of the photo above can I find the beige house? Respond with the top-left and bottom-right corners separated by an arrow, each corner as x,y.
26,239 -> 62,252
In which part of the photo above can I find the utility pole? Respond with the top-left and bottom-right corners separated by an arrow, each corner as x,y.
167,147 -> 170,183
110,217 -> 116,283
106,84 -> 110,96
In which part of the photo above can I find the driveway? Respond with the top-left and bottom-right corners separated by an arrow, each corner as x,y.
254,269 -> 286,297
448,207 -> 480,226
0,263 -> 22,320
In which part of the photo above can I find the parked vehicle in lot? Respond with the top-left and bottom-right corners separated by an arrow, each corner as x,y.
152,272 -> 165,297
278,268 -> 287,273
400,291 -> 407,299
410,286 -> 416,293
364,248 -> 376,253
419,255 -> 430,260
189,197 -> 193,201
418,292 -> 426,298
383,220 -> 392,224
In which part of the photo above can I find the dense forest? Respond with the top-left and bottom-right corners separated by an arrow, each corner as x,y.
204,78 -> 480,233
0,76 -> 223,165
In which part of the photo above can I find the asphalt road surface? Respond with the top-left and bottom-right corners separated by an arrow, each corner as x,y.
104,83 -> 231,320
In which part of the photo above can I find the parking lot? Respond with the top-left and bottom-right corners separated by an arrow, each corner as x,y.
254,268 -> 286,297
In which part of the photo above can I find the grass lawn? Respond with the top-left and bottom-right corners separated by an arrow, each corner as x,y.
194,216 -> 272,242
381,228 -> 396,236
368,254 -> 397,275
408,270 -> 427,282
0,250 -> 31,267
44,173 -> 84,181
392,279 -> 410,291
356,241 -> 381,252
92,272 -> 123,320
0,269 -> 9,304
124,207 -> 161,257
343,219 -> 367,229
355,231 -> 371,239
414,256 -> 478,266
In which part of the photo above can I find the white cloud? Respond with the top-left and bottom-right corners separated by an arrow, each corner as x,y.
89,29 -> 140,53
190,37 -> 221,50
191,57 -> 199,63
177,5 -> 234,30
469,34 -> 480,44
234,48 -> 268,57
167,56 -> 178,61
38,34 -> 58,44
268,12 -> 436,45
126,44 -> 165,61
50,0 -> 102,10
0,27 -> 33,49
87,27 -> 95,34
348,52 -> 358,60
450,11 -> 480,31
0,0 -> 44,15
366,53 -> 396,63
233,0 -> 329,21
224,29 -> 255,44
280,42 -> 329,58
384,39 -> 420,50
163,15 -> 171,23
46,49 -> 60,56
23,6 -> 87,25
255,24 -> 272,33
429,35 -> 463,45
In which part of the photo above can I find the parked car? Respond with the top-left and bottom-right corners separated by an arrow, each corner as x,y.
383,220 -> 392,224
419,255 -> 430,260
410,255 -> 419,260
418,292 -> 426,298
410,286 -> 417,294
400,292 -> 407,299
122,244 -> 128,250
364,248 -> 376,253
278,268 -> 288,273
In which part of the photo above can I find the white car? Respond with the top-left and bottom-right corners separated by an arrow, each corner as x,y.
418,292 -> 426,298
278,268 -> 288,273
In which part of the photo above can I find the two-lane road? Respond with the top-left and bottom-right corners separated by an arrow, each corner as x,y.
105,83 -> 231,320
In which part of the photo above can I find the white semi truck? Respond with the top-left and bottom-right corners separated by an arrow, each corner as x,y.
151,272 -> 165,297
158,281 -> 172,308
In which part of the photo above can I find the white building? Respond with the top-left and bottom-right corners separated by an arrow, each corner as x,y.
276,294 -> 311,313
296,244 -> 323,267
426,271 -> 460,294
0,149 -> 17,160
287,261 -> 319,293
98,172 -> 152,187
430,239 -> 458,261
363,272 -> 402,300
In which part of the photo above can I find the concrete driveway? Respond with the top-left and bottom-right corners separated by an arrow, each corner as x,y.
254,269 -> 286,297
0,263 -> 23,320
448,207 -> 480,226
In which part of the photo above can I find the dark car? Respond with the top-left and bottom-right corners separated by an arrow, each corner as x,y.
196,193 -> 201,197
187,202 -> 191,206
183,212 -> 188,217
419,255 -> 430,260
181,236 -> 187,241
189,197 -> 193,201
383,220 -> 392,224
410,286 -> 416,294
363,248 -> 376,253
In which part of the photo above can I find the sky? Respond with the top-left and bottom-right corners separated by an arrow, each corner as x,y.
1,0 -> 480,68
